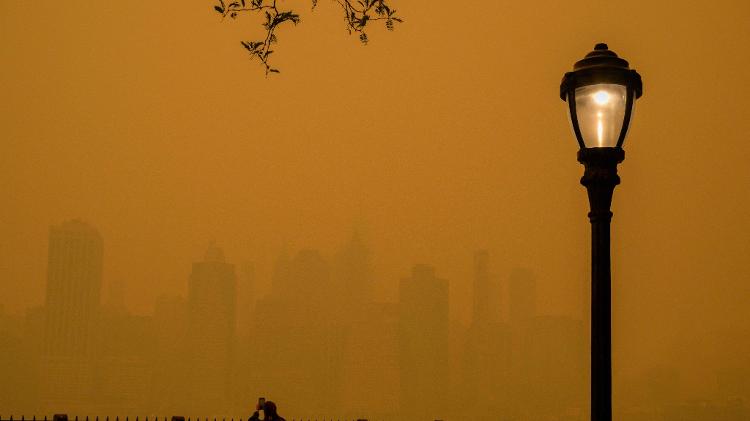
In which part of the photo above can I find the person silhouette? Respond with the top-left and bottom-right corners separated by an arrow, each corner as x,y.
249,400 -> 286,421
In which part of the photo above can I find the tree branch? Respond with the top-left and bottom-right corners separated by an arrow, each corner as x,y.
213,0 -> 403,75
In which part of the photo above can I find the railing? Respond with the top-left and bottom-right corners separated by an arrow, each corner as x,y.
0,416 -> 372,421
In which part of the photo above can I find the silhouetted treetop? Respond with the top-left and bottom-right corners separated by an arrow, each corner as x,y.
213,0 -> 403,75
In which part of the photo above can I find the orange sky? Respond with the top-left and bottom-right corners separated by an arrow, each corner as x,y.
2,0 -> 750,394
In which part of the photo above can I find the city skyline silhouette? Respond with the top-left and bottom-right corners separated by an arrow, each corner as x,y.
3,0 -> 750,420
0,219 -> 748,420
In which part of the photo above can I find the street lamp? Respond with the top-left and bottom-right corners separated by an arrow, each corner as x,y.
560,43 -> 643,421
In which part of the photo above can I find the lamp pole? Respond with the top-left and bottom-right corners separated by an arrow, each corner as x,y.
579,146 -> 623,421
560,44 -> 643,421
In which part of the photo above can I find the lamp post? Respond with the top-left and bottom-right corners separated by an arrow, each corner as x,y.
560,43 -> 643,421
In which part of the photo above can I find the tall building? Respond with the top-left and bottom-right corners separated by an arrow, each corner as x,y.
185,244 -> 237,414
151,294 -> 188,413
524,316 -> 586,419
464,252 -> 512,420
252,249 -> 347,416
41,219 -> 103,411
509,267 -> 536,328
237,260 -> 256,329
0,306 -> 28,413
273,248 -> 331,306
398,264 -> 449,420
507,267 -> 537,417
339,302 -> 400,420
334,231 -> 372,310
472,250 -> 502,325
335,234 -> 398,419
93,307 -> 154,414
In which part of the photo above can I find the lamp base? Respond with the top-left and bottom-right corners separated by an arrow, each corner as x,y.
578,147 -> 624,222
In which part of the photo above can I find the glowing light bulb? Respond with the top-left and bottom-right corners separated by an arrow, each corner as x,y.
573,84 -> 629,147
594,91 -> 610,105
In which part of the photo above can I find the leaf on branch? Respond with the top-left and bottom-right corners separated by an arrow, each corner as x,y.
217,0 -> 403,75
241,40 -> 264,52
272,11 -> 301,28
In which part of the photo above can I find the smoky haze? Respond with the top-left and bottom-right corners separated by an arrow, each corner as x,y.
1,0 -> 750,420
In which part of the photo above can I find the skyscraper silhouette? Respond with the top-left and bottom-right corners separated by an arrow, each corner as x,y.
253,249 -> 347,415
524,315 -> 586,418
335,234 -> 400,419
464,251 -> 512,420
508,267 -> 537,418
185,243 -> 237,414
333,231 -> 372,311
509,267 -> 536,328
151,294 -> 188,413
472,250 -> 502,325
398,264 -> 449,420
41,219 -> 103,412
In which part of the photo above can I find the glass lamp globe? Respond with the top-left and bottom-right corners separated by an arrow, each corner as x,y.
560,44 -> 642,149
